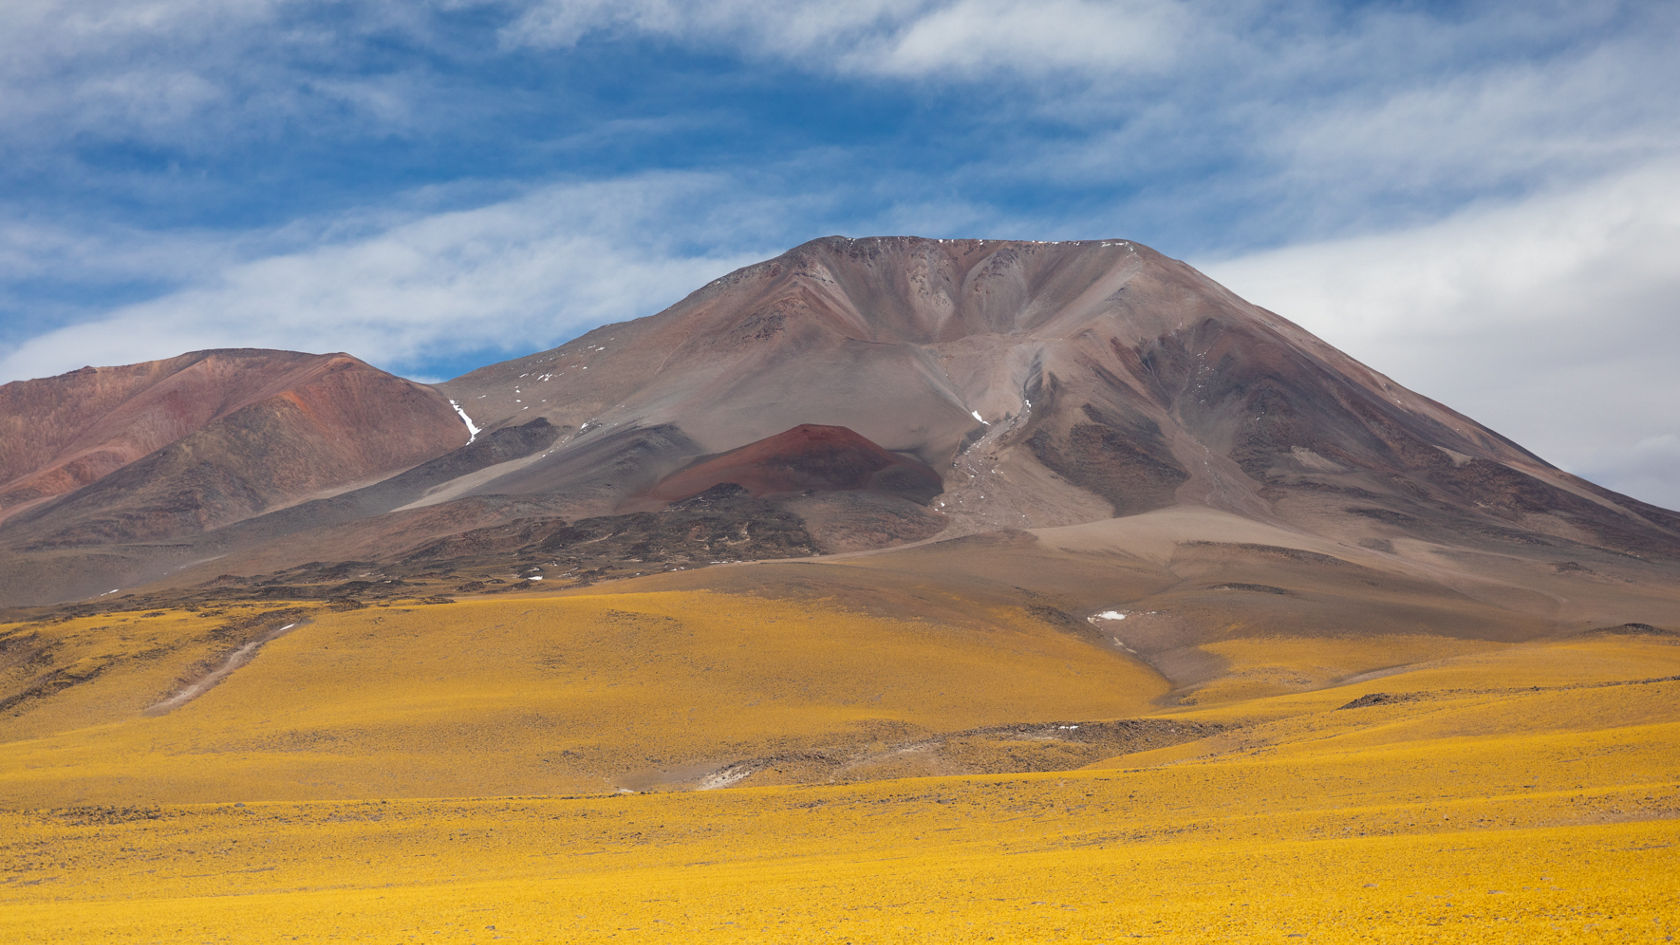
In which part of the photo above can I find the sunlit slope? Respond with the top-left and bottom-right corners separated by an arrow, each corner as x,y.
1,632 -> 1674,943
0,590 -> 1166,803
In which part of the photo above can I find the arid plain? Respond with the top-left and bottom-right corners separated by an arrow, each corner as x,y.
4,540 -> 1678,942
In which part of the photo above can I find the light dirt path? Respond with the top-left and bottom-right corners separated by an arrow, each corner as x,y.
144,618 -> 310,715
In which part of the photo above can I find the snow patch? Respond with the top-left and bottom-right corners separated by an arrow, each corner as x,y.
448,400 -> 481,444
971,409 -> 988,425
1093,610 -> 1127,621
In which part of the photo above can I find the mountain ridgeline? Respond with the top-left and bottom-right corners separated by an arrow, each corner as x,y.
2,235 -> 1678,612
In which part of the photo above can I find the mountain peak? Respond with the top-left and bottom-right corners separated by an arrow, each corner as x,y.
438,235 -> 1680,549
682,233 -> 1153,350
6,236 -> 1679,608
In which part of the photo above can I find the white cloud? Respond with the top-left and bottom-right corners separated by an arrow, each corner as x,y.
0,218 -> 225,284
1268,31 -> 1680,198
0,0 -> 289,144
0,173 -> 794,384
501,0 -> 1186,78
851,0 -> 1186,78
0,0 -> 485,155
1201,158 -> 1680,510
500,0 -> 899,54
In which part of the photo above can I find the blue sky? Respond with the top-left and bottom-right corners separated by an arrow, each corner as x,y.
1,0 -> 1677,507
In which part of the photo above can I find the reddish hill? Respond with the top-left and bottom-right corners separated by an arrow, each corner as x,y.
637,424 -> 943,507
1,350 -> 323,525
0,350 -> 467,544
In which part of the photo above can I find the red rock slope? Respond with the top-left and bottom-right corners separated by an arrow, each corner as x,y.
0,349 -> 466,542
637,424 -> 942,507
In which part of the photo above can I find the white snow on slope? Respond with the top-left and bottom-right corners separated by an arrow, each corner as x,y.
448,399 -> 481,444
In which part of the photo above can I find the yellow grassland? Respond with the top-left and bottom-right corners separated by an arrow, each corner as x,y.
1,591 -> 1677,942
0,592 -> 1169,803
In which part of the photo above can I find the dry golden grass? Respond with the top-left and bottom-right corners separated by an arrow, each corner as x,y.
1,588 -> 1677,942
0,590 -> 1166,803
1185,633 -> 1507,705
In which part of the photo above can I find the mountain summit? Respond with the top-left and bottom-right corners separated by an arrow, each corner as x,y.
440,235 -> 1678,547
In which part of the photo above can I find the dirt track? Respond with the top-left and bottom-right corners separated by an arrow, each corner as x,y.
144,618 -> 309,715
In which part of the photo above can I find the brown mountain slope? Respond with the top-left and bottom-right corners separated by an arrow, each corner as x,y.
2,236 -> 1678,611
0,351 -> 469,602
0,349 -> 339,526
437,236 -> 1680,557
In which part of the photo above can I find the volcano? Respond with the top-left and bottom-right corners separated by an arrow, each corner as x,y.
1,236 -> 1677,622
436,235 -> 1680,552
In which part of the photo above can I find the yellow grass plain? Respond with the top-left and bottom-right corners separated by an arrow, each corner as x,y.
1,587 -> 1677,942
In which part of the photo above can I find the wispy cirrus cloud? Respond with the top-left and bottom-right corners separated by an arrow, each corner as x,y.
499,0 -> 1188,78
0,172 -> 810,384
1263,28 -> 1680,203
1,0 -> 302,147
